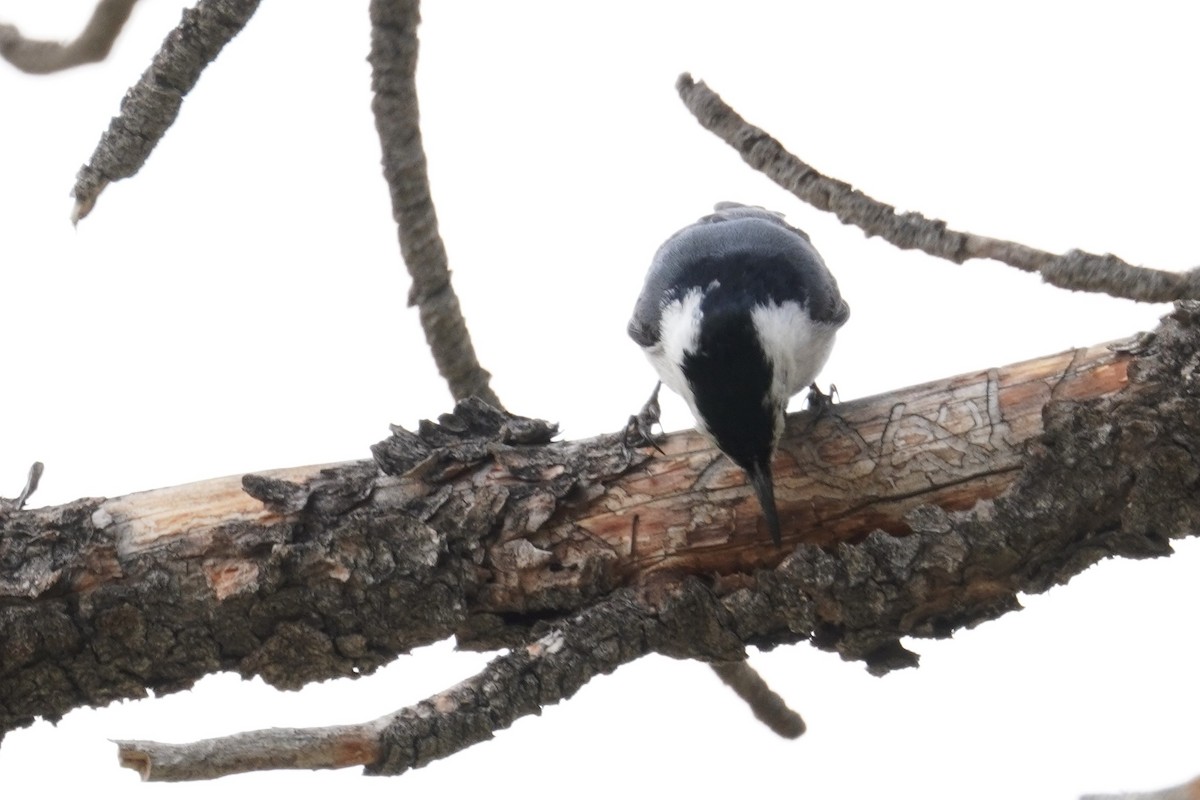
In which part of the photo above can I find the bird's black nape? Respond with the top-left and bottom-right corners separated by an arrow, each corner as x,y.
747,460 -> 782,547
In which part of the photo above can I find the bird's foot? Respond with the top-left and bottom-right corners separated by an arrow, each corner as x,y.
622,381 -> 665,455
805,382 -> 839,417
801,383 -> 842,435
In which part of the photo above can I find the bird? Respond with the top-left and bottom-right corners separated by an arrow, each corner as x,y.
627,202 -> 849,546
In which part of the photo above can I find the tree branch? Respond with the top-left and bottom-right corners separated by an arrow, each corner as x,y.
115,585 -> 743,781
0,462 -> 42,514
117,722 -> 382,781
0,0 -> 139,74
1081,775 -> 1200,800
709,660 -> 805,738
367,0 -> 501,407
676,73 -> 1200,303
4,304 -> 1199,778
70,0 -> 263,222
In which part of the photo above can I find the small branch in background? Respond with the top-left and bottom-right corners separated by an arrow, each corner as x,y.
367,0 -> 501,408
1081,774 -> 1200,800
14,461 -> 43,510
0,462 -> 43,513
0,0 -> 139,74
70,0 -> 263,223
709,661 -> 805,738
116,590 -> 675,781
676,73 -> 1200,304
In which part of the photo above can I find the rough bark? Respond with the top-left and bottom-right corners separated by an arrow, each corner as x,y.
70,0 -> 262,222
3,303 -> 1199,775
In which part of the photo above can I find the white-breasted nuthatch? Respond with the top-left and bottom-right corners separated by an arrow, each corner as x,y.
627,202 -> 849,546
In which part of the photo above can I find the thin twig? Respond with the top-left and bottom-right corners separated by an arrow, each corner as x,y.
0,462 -> 43,513
115,590 -> 685,780
70,0 -> 263,223
709,661 -> 805,738
368,0 -> 501,407
0,0 -> 139,74
676,73 -> 1200,304
116,724 -> 383,781
1080,775 -> 1200,800
14,462 -> 43,510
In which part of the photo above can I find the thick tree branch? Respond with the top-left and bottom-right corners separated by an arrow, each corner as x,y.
0,0 -> 139,74
4,304 -> 1200,778
367,0 -> 501,407
676,73 -> 1200,303
70,0 -> 262,222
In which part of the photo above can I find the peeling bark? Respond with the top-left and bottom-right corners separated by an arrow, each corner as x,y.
3,305 -> 1199,770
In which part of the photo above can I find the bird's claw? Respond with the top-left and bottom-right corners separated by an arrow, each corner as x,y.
623,382 -> 665,455
805,382 -> 839,418
798,383 -> 843,437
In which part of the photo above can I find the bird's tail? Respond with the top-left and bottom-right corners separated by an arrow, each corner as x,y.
747,461 -> 782,547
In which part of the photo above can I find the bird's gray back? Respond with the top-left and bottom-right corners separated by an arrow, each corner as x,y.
628,205 -> 849,347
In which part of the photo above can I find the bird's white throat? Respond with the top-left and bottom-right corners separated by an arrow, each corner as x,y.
750,300 -> 838,406
644,291 -> 837,436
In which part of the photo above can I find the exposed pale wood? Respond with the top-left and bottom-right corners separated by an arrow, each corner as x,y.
494,340 -> 1132,606
60,339 -> 1130,612
7,306 -> 1200,780
117,721 -> 385,780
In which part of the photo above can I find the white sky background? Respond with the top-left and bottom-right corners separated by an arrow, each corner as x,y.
1,1 -> 1198,797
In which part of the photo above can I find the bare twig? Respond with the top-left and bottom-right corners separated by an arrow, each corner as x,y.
70,0 -> 263,223
0,0 -> 139,74
709,661 -> 805,738
14,461 -> 42,510
676,73 -> 1200,304
116,723 -> 382,781
1081,775 -> 1200,800
115,588 -> 720,780
367,0 -> 501,407
0,462 -> 43,513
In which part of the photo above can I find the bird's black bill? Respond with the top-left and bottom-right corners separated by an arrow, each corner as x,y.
747,462 -> 782,547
